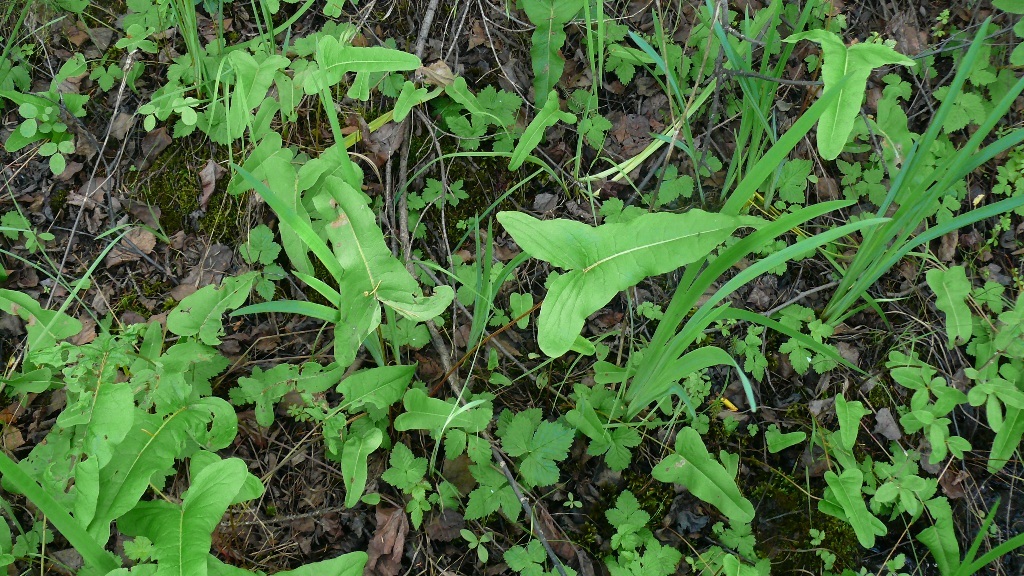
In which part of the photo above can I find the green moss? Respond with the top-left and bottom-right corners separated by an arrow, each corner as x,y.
750,473 -> 863,572
125,137 -> 244,242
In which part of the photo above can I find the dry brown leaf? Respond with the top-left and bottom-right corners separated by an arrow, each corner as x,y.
360,118 -> 406,166
135,127 -> 172,171
535,502 -> 575,560
127,200 -> 162,229
938,230 -> 958,262
199,159 -> 227,211
939,467 -> 967,499
468,20 -> 488,51
68,177 -> 110,210
873,408 -> 902,441
71,316 -> 97,346
365,506 -> 409,576
105,228 -> 157,268
425,509 -> 465,542
415,60 -> 455,87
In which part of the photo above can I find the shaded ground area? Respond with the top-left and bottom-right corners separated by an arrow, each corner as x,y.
1,0 -> 1024,575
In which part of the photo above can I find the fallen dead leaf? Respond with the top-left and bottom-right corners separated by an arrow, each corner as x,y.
365,506 -> 409,576
873,408 -> 902,441
127,200 -> 162,229
415,60 -> 455,87
425,509 -> 465,542
135,127 -> 172,171
938,230 -> 958,262
110,112 -> 134,141
71,316 -> 97,345
199,159 -> 227,211
359,117 -> 406,166
105,227 -> 157,268
939,467 -> 968,499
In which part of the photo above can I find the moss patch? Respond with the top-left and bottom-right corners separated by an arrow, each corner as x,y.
125,137 -> 245,242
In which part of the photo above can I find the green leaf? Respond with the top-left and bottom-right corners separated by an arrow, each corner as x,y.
926,266 -> 973,347
337,364 -> 414,413
834,394 -> 869,452
394,388 -> 491,433
500,412 -> 574,487
497,210 -> 759,357
989,406 -> 1024,473
521,0 -> 583,108
917,497 -> 959,576
87,398 -> 237,543
341,426 -> 383,508
275,552 -> 368,576
321,175 -> 453,365
239,224 -> 281,266
118,458 -> 249,576
819,469 -> 886,548
166,273 -> 258,345
784,30 -> 915,160
0,289 -> 82,357
232,366 -> 284,422
381,442 -> 427,491
509,90 -> 576,170
765,425 -> 806,453
651,427 -> 754,524
995,0 -> 1024,12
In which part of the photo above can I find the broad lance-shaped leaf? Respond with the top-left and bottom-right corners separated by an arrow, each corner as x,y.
926,266 -> 973,348
652,427 -> 755,524
324,175 -> 453,365
522,0 -> 583,109
509,90 -> 576,170
784,30 -> 915,160
497,210 -> 762,357
167,272 -> 258,346
989,406 -> 1024,473
917,497 -> 959,576
86,398 -> 237,542
118,458 -> 250,576
341,426 -> 382,508
819,469 -> 886,548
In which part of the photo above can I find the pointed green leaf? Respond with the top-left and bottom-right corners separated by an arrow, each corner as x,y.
341,426 -> 383,508
926,266 -> 974,347
275,552 -> 368,576
167,273 -> 258,345
509,90 -> 576,170
819,469 -> 886,548
652,427 -> 754,524
498,210 -> 759,357
118,458 -> 249,576
784,30 -> 915,159
917,497 -> 959,576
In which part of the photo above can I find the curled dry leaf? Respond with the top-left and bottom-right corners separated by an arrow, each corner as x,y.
365,506 -> 409,576
415,60 -> 455,87
199,159 -> 227,211
134,127 -> 172,171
